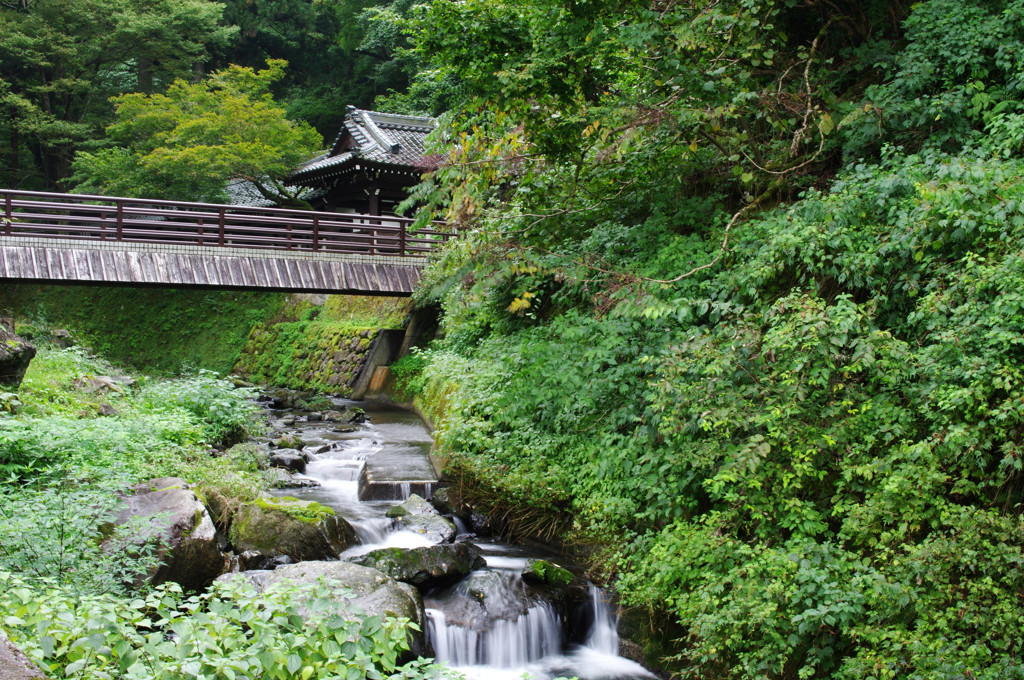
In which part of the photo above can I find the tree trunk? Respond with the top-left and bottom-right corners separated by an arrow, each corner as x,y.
138,57 -> 154,93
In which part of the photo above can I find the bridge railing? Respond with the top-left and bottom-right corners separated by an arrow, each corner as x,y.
1,189 -> 453,257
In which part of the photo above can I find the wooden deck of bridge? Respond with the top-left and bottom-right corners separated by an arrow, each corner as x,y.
0,189 -> 453,295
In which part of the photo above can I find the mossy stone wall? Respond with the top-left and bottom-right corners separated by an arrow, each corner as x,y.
233,294 -> 411,394
234,323 -> 378,393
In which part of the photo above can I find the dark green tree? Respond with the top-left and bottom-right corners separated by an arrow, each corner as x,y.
0,0 -> 233,189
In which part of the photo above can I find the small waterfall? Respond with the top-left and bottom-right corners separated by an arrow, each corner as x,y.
425,569 -> 564,669
350,516 -> 393,544
358,480 -> 435,501
426,601 -> 562,667
585,585 -> 619,654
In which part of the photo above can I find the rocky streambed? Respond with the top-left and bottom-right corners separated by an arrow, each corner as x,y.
118,389 -> 655,680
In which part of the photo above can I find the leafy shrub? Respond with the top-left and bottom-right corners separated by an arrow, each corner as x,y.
138,370 -> 260,446
389,349 -> 430,399
0,573 -> 454,680
0,474 -> 161,596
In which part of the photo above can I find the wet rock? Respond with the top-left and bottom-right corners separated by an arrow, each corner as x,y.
324,408 -> 365,425
429,487 -> 459,515
350,542 -> 485,588
307,412 -> 323,422
522,559 -> 575,588
0,630 -> 45,679
218,561 -> 425,655
276,415 -> 297,428
265,468 -> 322,489
469,512 -> 493,536
269,449 -> 307,473
425,570 -> 547,633
0,328 -> 35,389
112,478 -> 226,590
385,494 -> 436,518
228,495 -> 358,562
386,494 -> 457,544
234,550 -> 295,571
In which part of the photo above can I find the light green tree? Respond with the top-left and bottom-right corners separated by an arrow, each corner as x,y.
71,60 -> 323,205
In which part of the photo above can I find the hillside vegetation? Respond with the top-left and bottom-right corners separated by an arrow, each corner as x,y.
387,0 -> 1024,677
3,0 -> 1024,677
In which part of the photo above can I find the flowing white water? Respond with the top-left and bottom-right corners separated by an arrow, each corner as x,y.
426,601 -> 563,667
586,585 -> 619,654
266,396 -> 655,680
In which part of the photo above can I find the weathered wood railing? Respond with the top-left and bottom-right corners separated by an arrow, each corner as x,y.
0,189 -> 453,257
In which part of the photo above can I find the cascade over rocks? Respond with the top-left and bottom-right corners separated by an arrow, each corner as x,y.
425,570 -> 542,633
112,477 -> 226,591
0,328 -> 35,389
349,542 -> 486,588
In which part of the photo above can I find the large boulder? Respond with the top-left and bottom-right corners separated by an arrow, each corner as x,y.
112,477 -> 226,591
0,328 -> 35,390
0,630 -> 45,680
350,542 -> 485,588
219,561 -> 425,655
228,495 -> 358,563
386,494 -> 457,544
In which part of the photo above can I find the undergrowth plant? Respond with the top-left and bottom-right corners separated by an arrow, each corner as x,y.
0,573 -> 454,680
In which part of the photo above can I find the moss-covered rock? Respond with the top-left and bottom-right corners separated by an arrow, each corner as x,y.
228,494 -> 357,562
522,559 -> 575,588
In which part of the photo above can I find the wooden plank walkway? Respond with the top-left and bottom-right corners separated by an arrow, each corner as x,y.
0,189 -> 452,295
0,239 -> 423,295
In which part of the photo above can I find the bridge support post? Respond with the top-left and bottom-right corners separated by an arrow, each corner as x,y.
5,193 -> 12,236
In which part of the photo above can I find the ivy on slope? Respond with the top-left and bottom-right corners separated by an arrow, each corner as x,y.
410,149 -> 1024,677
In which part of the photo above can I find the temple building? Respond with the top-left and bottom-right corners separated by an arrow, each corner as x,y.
288,106 -> 437,216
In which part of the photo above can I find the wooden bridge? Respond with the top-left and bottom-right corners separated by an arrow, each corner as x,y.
0,189 -> 453,296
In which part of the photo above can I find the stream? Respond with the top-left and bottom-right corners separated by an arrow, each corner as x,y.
262,396 -> 655,680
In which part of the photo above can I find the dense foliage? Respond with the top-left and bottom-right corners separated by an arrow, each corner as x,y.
0,0 -> 428,192
0,573 -> 441,680
386,0 -> 1024,677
